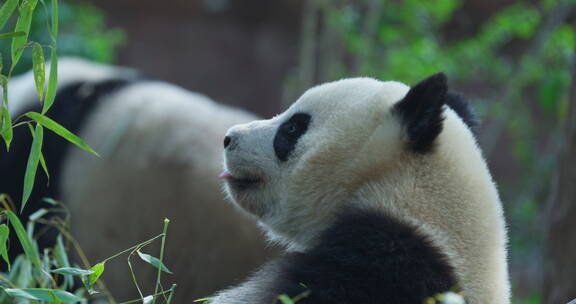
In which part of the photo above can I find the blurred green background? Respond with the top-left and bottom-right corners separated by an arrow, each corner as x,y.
0,1 -> 124,75
2,0 -> 574,303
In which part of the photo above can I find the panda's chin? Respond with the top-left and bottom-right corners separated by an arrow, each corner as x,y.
220,170 -> 262,191
223,186 -> 269,219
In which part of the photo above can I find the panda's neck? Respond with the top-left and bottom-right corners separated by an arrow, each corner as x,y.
266,208 -> 458,303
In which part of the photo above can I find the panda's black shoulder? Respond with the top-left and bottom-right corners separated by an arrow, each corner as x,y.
446,92 -> 479,135
267,209 -> 456,304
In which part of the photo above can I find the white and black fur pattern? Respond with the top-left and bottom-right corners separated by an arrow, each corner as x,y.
1,58 -> 275,302
215,74 -> 510,303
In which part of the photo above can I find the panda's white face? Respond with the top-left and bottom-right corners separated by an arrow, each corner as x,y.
221,78 -> 412,247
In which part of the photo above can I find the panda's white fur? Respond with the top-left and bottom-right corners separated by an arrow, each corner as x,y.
2,58 -> 275,302
215,75 -> 510,303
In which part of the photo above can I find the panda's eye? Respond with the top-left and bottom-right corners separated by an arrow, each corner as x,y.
286,123 -> 297,134
274,113 -> 311,161
280,114 -> 309,136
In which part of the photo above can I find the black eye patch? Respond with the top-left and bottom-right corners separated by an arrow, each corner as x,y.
273,113 -> 311,162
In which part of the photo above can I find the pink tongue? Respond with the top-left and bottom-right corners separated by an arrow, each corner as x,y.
219,170 -> 232,179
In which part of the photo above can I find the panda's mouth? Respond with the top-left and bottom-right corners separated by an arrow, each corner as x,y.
219,170 -> 262,191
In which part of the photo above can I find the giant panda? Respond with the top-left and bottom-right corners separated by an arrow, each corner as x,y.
212,73 -> 510,304
1,58 -> 276,302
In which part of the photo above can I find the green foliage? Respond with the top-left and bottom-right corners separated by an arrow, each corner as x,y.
42,0 -> 59,114
1,0 -> 99,214
11,0 -> 39,68
138,251 -> 173,275
0,1 -> 124,76
51,267 -> 94,276
0,100 -> 11,149
277,290 -> 311,304
3,287 -> 83,302
0,223 -> 9,270
1,206 -> 176,303
304,0 -> 572,87
21,124 -> 43,210
43,51 -> 58,114
5,210 -> 43,270
0,31 -> 23,39
0,0 -> 19,31
67,2 -> 124,63
277,294 -> 298,304
31,41 -> 45,100
25,111 -> 100,156
511,291 -> 541,304
83,262 -> 104,294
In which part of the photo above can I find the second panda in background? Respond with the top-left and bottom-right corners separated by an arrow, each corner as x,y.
213,73 -> 510,304
1,58 -> 276,302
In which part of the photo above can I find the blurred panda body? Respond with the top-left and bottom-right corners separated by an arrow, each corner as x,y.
1,58 -> 273,302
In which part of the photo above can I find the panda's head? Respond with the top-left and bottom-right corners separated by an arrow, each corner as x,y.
221,74 -> 486,250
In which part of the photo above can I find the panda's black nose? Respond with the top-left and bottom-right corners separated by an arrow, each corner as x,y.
224,136 -> 232,149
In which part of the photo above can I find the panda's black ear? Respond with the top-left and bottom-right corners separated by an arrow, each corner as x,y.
392,73 -> 448,154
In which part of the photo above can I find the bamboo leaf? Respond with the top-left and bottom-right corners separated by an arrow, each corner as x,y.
277,295 -> 295,304
0,0 -> 18,31
0,31 -> 25,39
13,256 -> 33,288
42,0 -> 58,114
1,75 -> 12,150
21,123 -> 43,211
89,262 -> 105,285
42,50 -> 57,113
42,197 -> 58,205
54,235 -> 74,289
1,74 -> 7,106
1,105 -> 12,151
50,0 -> 57,39
3,288 -> 42,301
49,290 -> 63,304
40,0 -> 59,113
25,111 -> 99,156
5,210 -> 42,270
51,267 -> 95,276
32,42 -> 45,101
137,251 -> 173,274
81,262 -> 105,294
26,122 -> 49,180
3,288 -> 84,302
28,208 -> 47,221
11,0 -> 39,68
39,150 -> 49,180
0,224 -> 10,271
